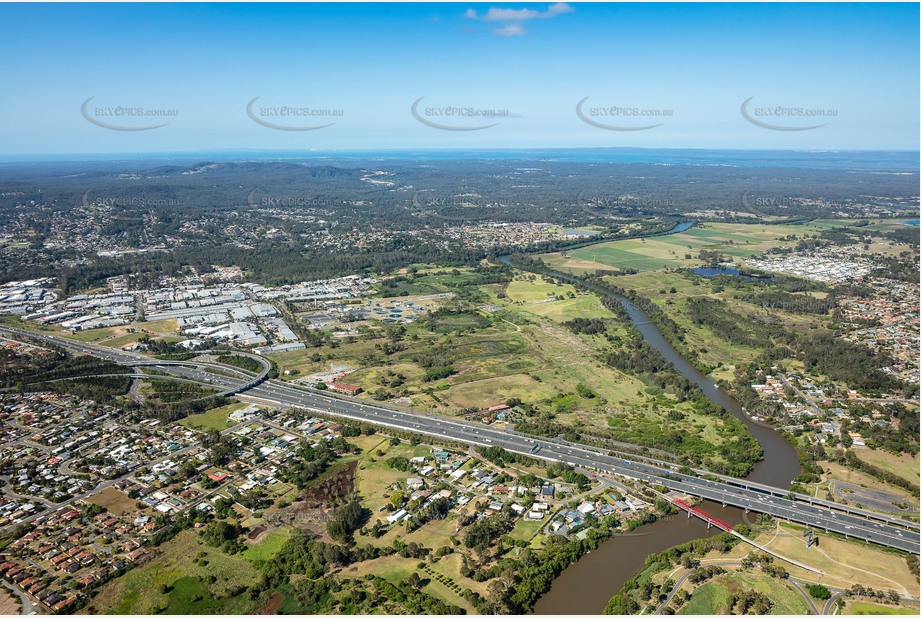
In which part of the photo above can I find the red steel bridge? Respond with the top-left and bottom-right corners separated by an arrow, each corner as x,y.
671,498 -> 733,531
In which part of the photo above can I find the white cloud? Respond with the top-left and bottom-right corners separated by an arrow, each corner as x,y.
493,23 -> 526,36
465,3 -> 573,36
483,7 -> 542,22
546,2 -> 574,17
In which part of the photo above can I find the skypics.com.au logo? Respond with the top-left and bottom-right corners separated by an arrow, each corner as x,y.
246,189 -> 359,208
246,97 -> 343,131
82,189 -> 179,208
576,97 -> 672,131
411,97 -> 515,131
81,96 -> 178,131
577,189 -> 675,219
410,191 -> 512,222
740,97 -> 837,131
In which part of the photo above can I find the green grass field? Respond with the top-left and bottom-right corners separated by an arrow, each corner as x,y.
400,516 -> 458,548
85,487 -> 143,516
344,554 -> 418,583
99,333 -> 183,349
847,601 -> 919,615
87,529 -> 261,615
99,332 -> 146,348
679,577 -> 733,614
503,278 -> 615,321
750,522 -> 918,593
179,401 -> 246,431
354,441 -> 435,518
540,221 -> 833,274
142,318 -> 179,335
508,517 -> 545,542
160,575 -> 252,614
243,528 -> 292,562
438,373 -> 558,409
60,326 -> 126,342
679,571 -> 810,615
854,449 -> 921,486
561,242 -> 680,272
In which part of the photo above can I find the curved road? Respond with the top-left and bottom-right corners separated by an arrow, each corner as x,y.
654,562 -> 823,615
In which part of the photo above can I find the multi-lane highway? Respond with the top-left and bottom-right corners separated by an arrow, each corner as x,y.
239,380 -> 921,553
2,325 -> 919,554
545,436 -> 920,532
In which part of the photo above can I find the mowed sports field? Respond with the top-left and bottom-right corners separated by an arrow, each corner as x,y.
541,221 -> 843,273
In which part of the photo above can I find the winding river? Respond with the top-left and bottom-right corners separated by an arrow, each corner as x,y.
498,222 -> 801,613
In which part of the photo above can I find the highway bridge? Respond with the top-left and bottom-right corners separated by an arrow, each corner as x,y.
549,436 -> 920,533
123,356 -> 272,397
2,325 -> 918,555
0,326 -> 271,397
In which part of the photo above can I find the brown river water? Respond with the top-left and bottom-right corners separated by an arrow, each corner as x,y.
532,501 -> 747,614
502,238 -> 801,614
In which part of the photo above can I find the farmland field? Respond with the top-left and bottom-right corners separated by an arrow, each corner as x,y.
540,221 -> 832,273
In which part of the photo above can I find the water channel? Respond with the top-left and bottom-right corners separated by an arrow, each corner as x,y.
499,223 -> 801,613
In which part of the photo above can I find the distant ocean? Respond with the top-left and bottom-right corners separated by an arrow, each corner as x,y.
3,148 -> 919,172
174,148 -> 921,172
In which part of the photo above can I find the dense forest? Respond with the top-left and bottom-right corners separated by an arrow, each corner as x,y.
1,157 -> 917,288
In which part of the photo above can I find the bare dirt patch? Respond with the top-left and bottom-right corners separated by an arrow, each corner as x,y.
303,460 -> 357,505
247,524 -> 267,541
257,592 -> 282,614
86,486 -> 141,516
267,461 -> 359,538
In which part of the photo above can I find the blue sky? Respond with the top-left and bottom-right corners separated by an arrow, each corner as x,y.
0,2 -> 918,154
